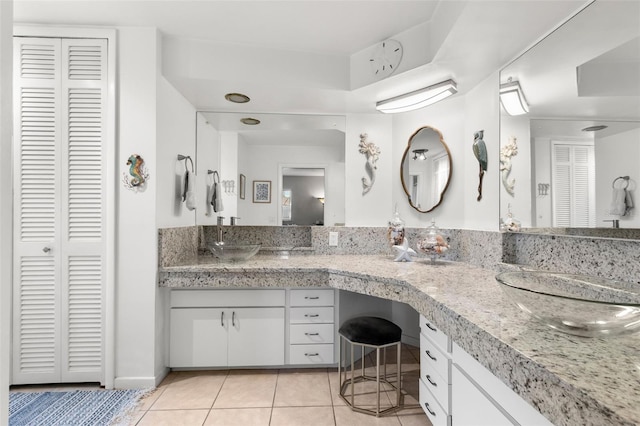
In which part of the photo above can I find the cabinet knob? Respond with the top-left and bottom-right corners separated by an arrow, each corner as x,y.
42,246 -> 51,253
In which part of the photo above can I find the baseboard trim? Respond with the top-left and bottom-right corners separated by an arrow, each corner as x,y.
113,376 -> 159,389
402,334 -> 419,347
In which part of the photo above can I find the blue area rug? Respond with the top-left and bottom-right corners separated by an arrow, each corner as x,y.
9,389 -> 150,426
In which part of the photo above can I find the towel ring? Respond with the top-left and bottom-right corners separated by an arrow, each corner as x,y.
612,176 -> 630,189
177,154 -> 194,172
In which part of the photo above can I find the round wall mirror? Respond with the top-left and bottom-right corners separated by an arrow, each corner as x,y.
400,126 -> 452,213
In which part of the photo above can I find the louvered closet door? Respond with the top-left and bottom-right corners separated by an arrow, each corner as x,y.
552,143 -> 595,228
13,37 -> 107,385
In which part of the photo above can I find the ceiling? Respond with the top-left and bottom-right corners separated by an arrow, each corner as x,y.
13,0 -> 589,117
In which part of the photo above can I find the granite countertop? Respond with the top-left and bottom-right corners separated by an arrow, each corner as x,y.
158,255 -> 640,426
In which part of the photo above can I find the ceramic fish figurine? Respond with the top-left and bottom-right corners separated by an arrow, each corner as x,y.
126,154 -> 146,187
472,130 -> 487,201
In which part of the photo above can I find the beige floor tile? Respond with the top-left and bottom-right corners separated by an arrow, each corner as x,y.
151,372 -> 228,410
270,406 -> 335,426
333,406 -> 401,426
203,407 -> 272,426
213,370 -> 278,408
136,409 -> 209,426
274,369 -> 332,407
396,406 -> 432,426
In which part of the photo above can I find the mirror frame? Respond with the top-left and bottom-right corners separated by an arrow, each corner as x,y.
400,126 -> 452,213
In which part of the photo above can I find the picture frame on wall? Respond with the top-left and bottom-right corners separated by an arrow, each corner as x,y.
239,174 -> 246,200
253,180 -> 271,203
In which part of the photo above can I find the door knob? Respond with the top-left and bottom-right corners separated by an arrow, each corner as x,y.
42,247 -> 51,253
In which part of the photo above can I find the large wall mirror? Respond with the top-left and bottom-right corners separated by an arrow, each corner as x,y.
499,0 -> 640,233
400,126 -> 452,213
196,112 -> 346,226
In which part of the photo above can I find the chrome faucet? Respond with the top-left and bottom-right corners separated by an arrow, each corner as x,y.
603,219 -> 620,228
230,216 -> 240,226
216,216 -> 225,242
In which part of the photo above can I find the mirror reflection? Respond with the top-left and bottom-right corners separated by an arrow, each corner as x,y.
401,126 -> 452,213
499,0 -> 640,231
196,112 -> 346,226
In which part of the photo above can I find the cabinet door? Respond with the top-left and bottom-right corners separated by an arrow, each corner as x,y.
452,365 -> 514,426
170,308 -> 227,368
228,307 -> 284,367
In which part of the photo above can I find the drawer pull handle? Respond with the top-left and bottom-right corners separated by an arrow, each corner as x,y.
305,353 -> 319,357
425,350 -> 437,361
305,314 -> 320,318
232,311 -> 236,327
426,375 -> 437,387
305,332 -> 319,336
221,311 -> 224,327
305,296 -> 320,300
425,322 -> 437,332
424,402 -> 436,416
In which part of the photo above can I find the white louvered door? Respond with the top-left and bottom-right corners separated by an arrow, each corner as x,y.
551,142 -> 595,227
13,37 -> 107,385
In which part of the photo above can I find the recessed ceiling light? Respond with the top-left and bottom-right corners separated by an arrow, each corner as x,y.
240,117 -> 260,125
582,125 -> 608,132
225,93 -> 250,103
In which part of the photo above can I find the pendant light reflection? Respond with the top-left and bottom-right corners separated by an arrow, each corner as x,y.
499,79 -> 529,115
412,149 -> 428,160
376,79 -> 457,114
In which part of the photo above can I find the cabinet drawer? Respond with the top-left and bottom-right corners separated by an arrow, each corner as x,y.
420,332 -> 450,383
171,289 -> 285,308
290,289 -> 334,306
420,361 -> 450,413
420,314 -> 449,353
289,344 -> 334,364
290,323 -> 335,344
420,377 -> 449,426
290,307 -> 334,324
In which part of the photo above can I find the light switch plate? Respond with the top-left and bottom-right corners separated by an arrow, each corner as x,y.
329,232 -> 339,246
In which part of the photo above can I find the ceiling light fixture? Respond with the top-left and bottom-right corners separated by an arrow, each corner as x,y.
499,78 -> 529,116
376,79 -> 458,114
412,149 -> 429,160
240,117 -> 260,125
225,92 -> 250,103
582,125 -> 608,132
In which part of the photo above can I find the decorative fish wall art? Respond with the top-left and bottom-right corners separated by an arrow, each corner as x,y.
122,154 -> 149,191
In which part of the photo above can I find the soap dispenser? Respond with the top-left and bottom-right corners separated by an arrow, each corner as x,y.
387,204 -> 405,246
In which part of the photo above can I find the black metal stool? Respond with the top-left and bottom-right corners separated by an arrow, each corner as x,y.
338,316 -> 403,417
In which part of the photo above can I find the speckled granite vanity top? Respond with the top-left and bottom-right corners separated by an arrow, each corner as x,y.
159,255 -> 640,426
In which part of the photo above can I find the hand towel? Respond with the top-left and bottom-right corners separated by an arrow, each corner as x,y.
211,171 -> 224,213
184,170 -> 196,211
625,189 -> 634,215
609,188 -> 626,216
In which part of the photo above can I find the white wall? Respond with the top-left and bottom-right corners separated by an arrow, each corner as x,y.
0,1 -> 12,422
345,114 -> 393,226
196,114 -> 220,225
596,127 -> 640,228
156,76 -> 196,228
218,132 -> 239,221
115,27 -> 160,388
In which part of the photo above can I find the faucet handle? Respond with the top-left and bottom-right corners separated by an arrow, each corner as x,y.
230,216 -> 241,226
603,219 -> 620,228
217,216 -> 225,225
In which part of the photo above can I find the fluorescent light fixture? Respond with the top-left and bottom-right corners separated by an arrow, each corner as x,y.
499,79 -> 529,115
376,79 -> 457,114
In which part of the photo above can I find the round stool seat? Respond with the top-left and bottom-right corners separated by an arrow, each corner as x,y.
339,316 -> 402,346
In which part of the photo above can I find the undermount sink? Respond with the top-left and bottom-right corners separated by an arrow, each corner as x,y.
209,242 -> 261,262
495,271 -> 640,337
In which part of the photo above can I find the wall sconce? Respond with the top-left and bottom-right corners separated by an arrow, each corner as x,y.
376,79 -> 458,114
412,149 -> 428,160
500,78 -> 529,115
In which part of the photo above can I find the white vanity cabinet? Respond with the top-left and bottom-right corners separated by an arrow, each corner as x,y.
419,315 -> 553,426
419,314 -> 452,426
169,289 -> 285,368
288,288 -> 336,365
